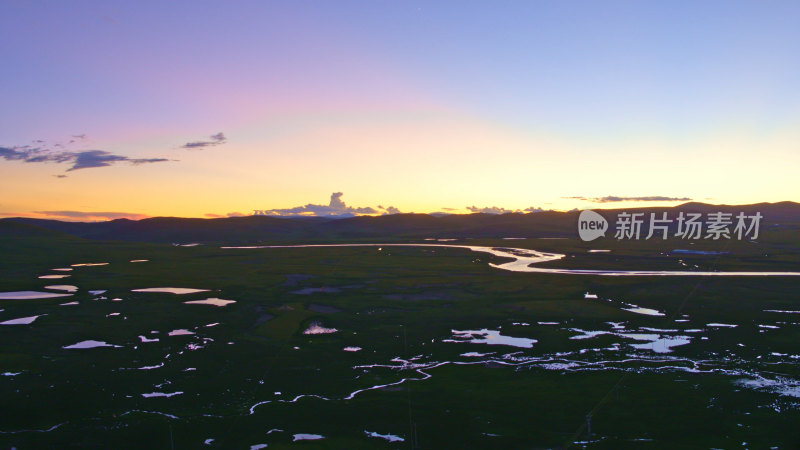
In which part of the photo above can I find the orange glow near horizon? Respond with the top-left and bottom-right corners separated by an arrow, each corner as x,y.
2,113 -> 798,222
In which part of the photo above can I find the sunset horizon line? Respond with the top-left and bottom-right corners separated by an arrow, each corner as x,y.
3,198 -> 798,223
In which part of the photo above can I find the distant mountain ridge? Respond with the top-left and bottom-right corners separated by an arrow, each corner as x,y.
2,201 -> 799,243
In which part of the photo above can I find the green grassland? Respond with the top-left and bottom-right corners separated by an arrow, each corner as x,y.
1,225 -> 800,448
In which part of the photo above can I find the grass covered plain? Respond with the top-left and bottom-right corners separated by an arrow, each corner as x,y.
1,227 -> 800,448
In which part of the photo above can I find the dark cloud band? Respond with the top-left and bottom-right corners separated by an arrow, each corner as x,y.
181,132 -> 227,149
1,144 -> 169,172
564,196 -> 692,203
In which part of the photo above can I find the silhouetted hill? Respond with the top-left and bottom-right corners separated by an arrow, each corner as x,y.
0,220 -> 79,239
673,201 -> 800,222
2,201 -> 798,244
2,215 -> 331,243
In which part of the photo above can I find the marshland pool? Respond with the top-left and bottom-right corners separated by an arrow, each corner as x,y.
2,242 -> 800,448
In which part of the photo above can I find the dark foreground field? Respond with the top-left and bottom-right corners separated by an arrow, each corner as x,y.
1,225 -> 800,448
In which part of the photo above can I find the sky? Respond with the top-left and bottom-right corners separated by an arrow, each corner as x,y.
1,1 -> 799,220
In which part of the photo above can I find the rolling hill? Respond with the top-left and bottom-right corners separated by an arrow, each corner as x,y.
2,202 -> 799,244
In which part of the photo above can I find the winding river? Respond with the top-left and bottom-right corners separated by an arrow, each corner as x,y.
221,243 -> 800,276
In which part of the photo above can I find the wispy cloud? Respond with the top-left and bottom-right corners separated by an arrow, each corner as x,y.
67,150 -> 169,171
181,132 -> 227,149
0,146 -> 41,161
564,195 -> 693,203
1,138 -> 170,172
467,206 -> 518,214
466,205 -> 550,215
254,192 -> 397,217
205,211 -> 271,218
377,205 -> 402,215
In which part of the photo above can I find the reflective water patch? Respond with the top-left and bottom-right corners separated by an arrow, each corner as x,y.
444,329 -> 537,348
132,287 -> 210,294
0,314 -> 44,325
183,298 -> 236,307
44,285 -> 78,292
63,340 -> 120,349
0,291 -> 72,299
293,434 -> 324,441
303,322 -> 338,335
365,430 -> 404,442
